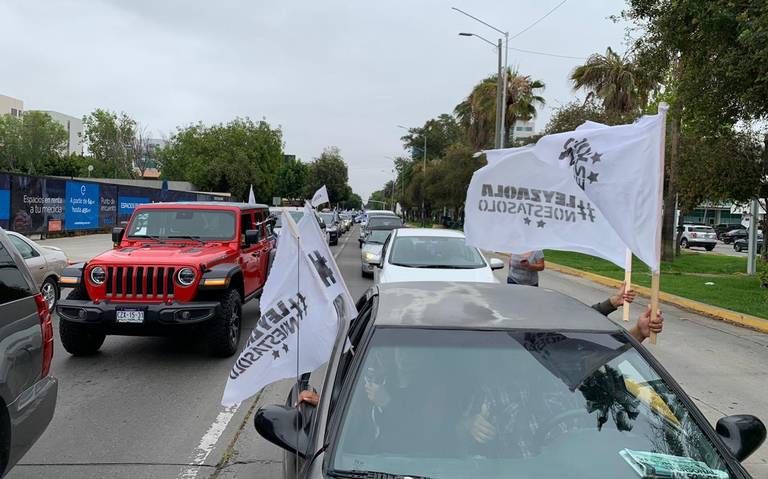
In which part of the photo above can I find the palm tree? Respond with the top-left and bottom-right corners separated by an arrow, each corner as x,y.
570,47 -> 653,115
455,71 -> 546,150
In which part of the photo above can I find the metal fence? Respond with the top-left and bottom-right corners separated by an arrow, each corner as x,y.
0,173 -> 227,236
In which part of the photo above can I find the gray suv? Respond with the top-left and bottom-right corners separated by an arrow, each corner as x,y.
0,228 -> 57,477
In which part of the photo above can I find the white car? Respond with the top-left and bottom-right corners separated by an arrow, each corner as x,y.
269,207 -> 305,236
679,224 -> 717,251
375,228 -> 504,284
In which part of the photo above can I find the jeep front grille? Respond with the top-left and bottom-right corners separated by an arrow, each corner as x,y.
105,266 -> 176,299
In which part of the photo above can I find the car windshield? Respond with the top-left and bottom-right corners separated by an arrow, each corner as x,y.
273,211 -> 304,227
388,235 -> 486,269
332,329 -> 732,479
692,227 -> 715,233
126,209 -> 236,241
319,213 -> 336,225
367,216 -> 402,228
365,230 -> 391,244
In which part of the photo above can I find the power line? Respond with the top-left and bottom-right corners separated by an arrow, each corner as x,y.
509,0 -> 569,40
507,46 -> 586,60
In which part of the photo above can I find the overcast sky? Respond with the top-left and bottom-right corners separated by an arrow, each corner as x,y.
1,0 -> 631,200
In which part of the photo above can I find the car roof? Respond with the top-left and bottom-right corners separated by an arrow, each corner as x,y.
136,201 -> 269,210
393,228 -> 465,238
366,210 -> 397,215
373,282 -> 621,332
270,206 -> 304,212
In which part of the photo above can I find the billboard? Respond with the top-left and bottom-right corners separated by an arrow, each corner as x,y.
10,175 -> 66,234
65,181 -> 100,230
0,174 -> 10,229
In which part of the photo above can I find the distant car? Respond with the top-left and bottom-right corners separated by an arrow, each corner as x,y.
376,228 -> 503,284
0,228 -> 57,477
714,223 -> 745,240
734,236 -> 763,253
722,228 -> 749,244
339,213 -> 353,233
254,282 -> 766,479
269,207 -> 305,236
679,224 -> 717,251
318,212 -> 340,245
359,215 -> 404,248
6,231 -> 68,310
360,228 -> 393,278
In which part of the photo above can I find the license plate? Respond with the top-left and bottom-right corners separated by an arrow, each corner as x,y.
116,309 -> 144,323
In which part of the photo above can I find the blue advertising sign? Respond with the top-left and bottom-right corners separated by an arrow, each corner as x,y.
0,189 -> 9,222
119,196 -> 150,215
65,181 -> 100,230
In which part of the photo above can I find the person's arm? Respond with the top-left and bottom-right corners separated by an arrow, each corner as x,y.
295,390 -> 319,407
628,306 -> 664,342
526,257 -> 545,271
592,282 -> 636,317
591,299 -> 617,317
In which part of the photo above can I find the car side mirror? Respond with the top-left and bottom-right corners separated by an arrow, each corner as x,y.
716,414 -> 766,461
253,404 -> 312,458
245,229 -> 261,246
112,227 -> 125,246
489,258 -> 505,270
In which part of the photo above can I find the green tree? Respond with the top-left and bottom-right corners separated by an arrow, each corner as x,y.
82,109 -> 137,178
400,114 -> 466,161
158,118 -> 283,201
0,111 -> 68,175
455,69 -> 545,149
570,47 -> 655,115
304,147 -> 350,204
276,156 -> 308,199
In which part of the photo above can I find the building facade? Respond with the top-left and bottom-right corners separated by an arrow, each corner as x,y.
511,119 -> 536,140
0,94 -> 23,118
37,110 -> 84,155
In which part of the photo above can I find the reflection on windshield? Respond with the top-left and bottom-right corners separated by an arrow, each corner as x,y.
367,217 -> 402,228
127,209 -> 236,241
389,236 -> 486,269
365,230 -> 391,244
272,211 -> 304,227
333,329 -> 731,479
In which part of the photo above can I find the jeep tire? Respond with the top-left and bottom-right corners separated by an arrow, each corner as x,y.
60,289 -> 106,356
207,289 -> 242,357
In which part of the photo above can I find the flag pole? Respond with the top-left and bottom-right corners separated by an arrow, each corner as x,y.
650,102 -> 669,344
622,248 -> 632,322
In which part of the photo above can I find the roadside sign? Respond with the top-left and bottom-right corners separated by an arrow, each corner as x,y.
272,196 -> 281,206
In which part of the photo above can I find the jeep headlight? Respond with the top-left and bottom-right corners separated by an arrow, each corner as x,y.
90,266 -> 106,285
176,267 -> 196,287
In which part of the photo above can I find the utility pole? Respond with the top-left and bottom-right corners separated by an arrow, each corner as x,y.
747,199 -> 759,275
421,134 -> 427,226
458,32 -> 504,149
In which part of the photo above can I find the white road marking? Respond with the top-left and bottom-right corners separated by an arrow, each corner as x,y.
176,404 -> 239,479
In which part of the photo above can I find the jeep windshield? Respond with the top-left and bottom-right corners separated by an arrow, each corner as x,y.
126,209 -> 237,241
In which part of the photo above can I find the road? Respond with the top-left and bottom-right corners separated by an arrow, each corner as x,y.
9,226 -> 768,478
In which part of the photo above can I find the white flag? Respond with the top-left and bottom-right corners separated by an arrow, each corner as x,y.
467,113 -> 664,271
465,149 -> 627,267
248,185 -> 256,205
311,185 -> 329,208
221,206 -> 355,406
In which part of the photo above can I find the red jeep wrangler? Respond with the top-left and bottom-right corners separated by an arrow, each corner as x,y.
56,202 -> 275,357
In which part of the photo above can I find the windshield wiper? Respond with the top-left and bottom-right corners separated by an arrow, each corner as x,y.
328,469 -> 434,479
167,235 -> 206,245
132,234 -> 166,243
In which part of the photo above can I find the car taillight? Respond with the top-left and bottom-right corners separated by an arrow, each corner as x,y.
34,294 -> 54,377
691,232 -> 697,238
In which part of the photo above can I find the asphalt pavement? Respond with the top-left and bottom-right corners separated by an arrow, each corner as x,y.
9,226 -> 768,478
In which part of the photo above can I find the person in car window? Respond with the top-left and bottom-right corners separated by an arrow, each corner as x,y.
507,250 -> 545,286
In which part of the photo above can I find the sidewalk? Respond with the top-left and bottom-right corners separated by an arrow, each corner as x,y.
38,234 -> 112,262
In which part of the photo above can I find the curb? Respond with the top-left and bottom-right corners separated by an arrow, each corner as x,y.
540,260 -> 768,334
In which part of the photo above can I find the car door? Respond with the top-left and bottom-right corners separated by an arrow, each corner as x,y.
253,209 -> 272,285
239,211 -> 261,297
8,234 -> 45,288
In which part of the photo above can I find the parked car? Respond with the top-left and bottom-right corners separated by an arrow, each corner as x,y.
268,207 -> 305,236
318,212 -> 340,245
722,228 -> 749,244
679,224 -> 717,251
254,282 -> 766,479
359,214 -> 403,248
6,231 -> 69,310
375,228 -> 503,283
360,228 -> 393,278
734,236 -> 763,253
0,228 -> 57,477
714,223 -> 745,240
56,202 -> 276,357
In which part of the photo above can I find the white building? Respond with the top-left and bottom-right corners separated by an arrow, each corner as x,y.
37,110 -> 84,155
0,94 -> 23,118
511,119 -> 536,140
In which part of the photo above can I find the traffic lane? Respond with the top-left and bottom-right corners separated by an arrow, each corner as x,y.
211,226 -> 368,478
37,233 -> 112,262
9,232 -> 348,479
489,254 -> 768,476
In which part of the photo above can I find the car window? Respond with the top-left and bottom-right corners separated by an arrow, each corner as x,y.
691,227 -> 714,233
9,235 -> 39,260
331,329 -> 733,479
365,230 -> 391,244
0,240 -> 34,304
127,209 -> 237,241
388,236 -> 486,269
367,217 -> 402,228
240,212 -> 255,247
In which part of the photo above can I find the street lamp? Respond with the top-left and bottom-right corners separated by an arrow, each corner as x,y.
398,125 -> 427,226
459,32 -> 504,149
453,7 -> 509,148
